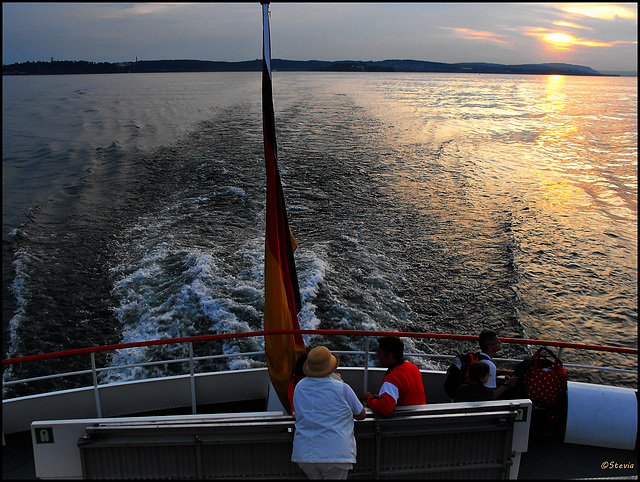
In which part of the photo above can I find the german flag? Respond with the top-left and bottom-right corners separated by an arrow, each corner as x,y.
262,2 -> 306,413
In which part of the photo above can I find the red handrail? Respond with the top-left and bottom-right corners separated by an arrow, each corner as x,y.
2,329 -> 637,365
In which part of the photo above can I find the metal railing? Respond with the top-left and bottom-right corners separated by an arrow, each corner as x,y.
3,329 -> 637,418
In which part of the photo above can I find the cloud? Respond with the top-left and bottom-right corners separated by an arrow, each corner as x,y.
93,3 -> 196,20
559,4 -> 637,21
524,27 -> 637,51
521,4 -> 637,53
553,21 -> 592,30
448,28 -> 508,45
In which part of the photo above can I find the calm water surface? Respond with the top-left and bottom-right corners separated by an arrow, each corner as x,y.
2,72 -> 637,392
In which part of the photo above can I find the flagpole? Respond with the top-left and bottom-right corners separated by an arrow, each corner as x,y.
261,1 -> 306,414
262,3 -> 271,78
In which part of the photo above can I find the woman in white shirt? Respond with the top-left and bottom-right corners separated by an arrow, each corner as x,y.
292,346 -> 366,479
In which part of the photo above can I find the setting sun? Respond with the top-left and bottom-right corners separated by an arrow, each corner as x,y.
546,33 -> 574,45
536,31 -> 617,50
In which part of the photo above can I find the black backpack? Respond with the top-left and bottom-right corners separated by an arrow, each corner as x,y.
444,352 -> 485,399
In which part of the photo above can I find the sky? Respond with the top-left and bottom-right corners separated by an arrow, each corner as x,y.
2,3 -> 637,73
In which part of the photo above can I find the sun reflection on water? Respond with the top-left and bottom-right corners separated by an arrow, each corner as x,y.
524,75 -> 637,230
535,75 -> 568,111
342,72 -> 636,237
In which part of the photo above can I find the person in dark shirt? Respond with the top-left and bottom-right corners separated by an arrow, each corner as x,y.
453,361 -> 496,402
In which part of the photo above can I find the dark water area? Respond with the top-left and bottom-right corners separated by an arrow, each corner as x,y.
2,72 -> 637,395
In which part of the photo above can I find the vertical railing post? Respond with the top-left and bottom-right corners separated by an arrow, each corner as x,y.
91,353 -> 103,418
189,342 -> 197,414
363,336 -> 370,393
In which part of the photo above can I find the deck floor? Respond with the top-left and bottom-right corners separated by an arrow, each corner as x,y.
518,438 -> 637,479
3,432 -> 36,480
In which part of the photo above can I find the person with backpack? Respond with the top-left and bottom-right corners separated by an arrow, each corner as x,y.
444,330 -> 518,400
361,336 -> 426,416
453,361 -> 495,402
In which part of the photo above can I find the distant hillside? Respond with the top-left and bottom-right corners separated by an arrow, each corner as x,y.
2,58 -> 607,76
308,60 -> 604,76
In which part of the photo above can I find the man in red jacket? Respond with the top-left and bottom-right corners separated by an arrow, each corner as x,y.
361,336 -> 426,415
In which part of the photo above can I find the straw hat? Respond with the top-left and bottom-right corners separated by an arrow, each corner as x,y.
303,346 -> 339,378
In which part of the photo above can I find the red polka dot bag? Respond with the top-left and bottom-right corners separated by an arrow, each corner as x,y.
523,348 -> 568,405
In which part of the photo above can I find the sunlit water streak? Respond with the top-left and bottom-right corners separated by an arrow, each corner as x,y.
2,72 -> 636,394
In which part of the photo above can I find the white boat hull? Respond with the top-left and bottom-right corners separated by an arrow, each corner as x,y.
2,366 -> 634,479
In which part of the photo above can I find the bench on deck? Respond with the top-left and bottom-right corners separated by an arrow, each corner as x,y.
59,400 -> 531,479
